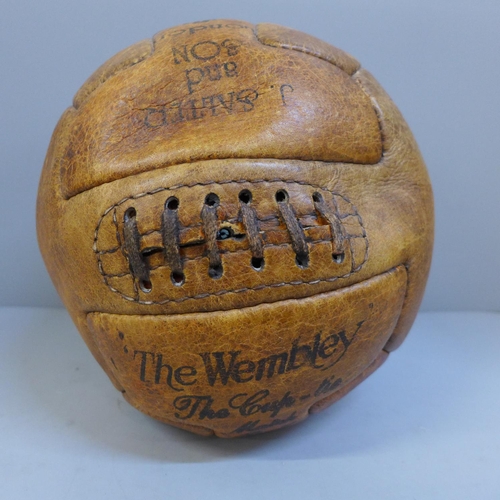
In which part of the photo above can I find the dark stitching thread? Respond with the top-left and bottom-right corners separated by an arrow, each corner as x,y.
123,207 -> 151,290
276,189 -> 309,267
93,179 -> 369,305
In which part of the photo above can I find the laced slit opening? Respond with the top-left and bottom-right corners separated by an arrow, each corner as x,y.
122,188 -> 349,290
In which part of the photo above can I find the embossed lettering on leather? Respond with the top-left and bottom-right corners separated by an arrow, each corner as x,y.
37,20 -> 434,437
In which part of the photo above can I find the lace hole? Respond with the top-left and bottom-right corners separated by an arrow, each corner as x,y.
124,207 -> 136,221
312,192 -> 323,203
238,189 -> 252,204
166,197 -> 179,210
295,254 -> 309,269
251,256 -> 264,271
171,271 -> 185,286
208,264 -> 223,279
140,279 -> 152,293
205,193 -> 220,207
275,189 -> 288,203
332,253 -> 345,264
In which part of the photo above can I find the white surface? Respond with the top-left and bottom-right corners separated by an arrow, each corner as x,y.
0,308 -> 498,499
1,0 -> 500,311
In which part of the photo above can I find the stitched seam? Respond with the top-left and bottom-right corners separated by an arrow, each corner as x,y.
65,156 -> 381,200
352,69 -> 386,161
64,35 -> 386,201
253,26 -> 359,77
88,267 -> 401,320
253,26 -> 384,161
382,262 -> 411,352
73,39 -> 155,110
93,178 -> 369,305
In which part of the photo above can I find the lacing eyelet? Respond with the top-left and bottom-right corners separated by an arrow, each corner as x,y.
251,256 -> 264,271
139,279 -> 152,293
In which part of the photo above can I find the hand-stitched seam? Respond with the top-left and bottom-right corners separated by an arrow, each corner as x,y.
63,33 -> 387,201
72,39 -> 155,111
382,262 -> 411,352
93,179 -> 368,304
352,70 -> 386,161
253,27 -> 384,162
253,26 -> 359,77
93,178 -> 358,221
104,270 -> 369,305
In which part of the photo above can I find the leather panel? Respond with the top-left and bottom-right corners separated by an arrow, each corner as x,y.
87,266 -> 406,437
60,20 -> 382,198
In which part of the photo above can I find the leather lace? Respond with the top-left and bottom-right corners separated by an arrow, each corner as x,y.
312,191 -> 346,257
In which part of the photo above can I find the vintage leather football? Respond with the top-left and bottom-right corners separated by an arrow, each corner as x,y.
37,20 -> 433,437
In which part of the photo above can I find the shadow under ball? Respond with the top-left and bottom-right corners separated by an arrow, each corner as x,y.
37,20 -> 433,437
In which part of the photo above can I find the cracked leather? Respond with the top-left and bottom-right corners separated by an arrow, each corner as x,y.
37,20 -> 434,437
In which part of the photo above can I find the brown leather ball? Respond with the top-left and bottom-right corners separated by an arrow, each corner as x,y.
37,20 -> 433,437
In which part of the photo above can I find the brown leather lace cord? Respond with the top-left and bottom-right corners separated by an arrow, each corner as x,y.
201,193 -> 223,279
123,208 -> 152,292
312,191 -> 346,262
161,197 -> 185,285
239,190 -> 264,270
275,190 -> 309,268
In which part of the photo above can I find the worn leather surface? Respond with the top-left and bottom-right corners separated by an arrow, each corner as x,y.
37,20 -> 434,437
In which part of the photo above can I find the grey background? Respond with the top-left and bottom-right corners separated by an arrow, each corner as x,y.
1,0 -> 498,311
